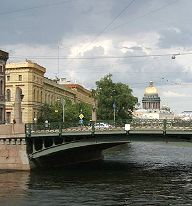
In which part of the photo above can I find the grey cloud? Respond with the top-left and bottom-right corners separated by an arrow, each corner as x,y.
83,46 -> 105,57
1,0 -> 192,47
158,28 -> 192,48
2,0 -> 192,112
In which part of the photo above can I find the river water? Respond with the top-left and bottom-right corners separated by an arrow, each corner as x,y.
0,141 -> 192,205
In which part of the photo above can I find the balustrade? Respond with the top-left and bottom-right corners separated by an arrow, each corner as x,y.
25,119 -> 192,138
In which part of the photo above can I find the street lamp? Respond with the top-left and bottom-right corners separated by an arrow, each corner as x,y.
62,98 -> 65,123
113,102 -> 116,126
112,89 -> 116,126
57,97 -> 65,123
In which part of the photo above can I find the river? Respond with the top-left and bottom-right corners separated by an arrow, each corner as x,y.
0,141 -> 192,205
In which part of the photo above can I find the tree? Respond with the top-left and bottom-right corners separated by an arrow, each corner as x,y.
95,74 -> 138,123
37,99 -> 92,125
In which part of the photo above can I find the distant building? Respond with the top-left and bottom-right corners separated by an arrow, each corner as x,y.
5,61 -> 94,123
142,81 -> 160,110
0,50 -> 9,123
133,81 -> 174,120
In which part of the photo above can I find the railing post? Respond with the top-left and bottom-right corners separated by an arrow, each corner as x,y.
42,138 -> 45,150
32,138 -> 36,153
91,122 -> 95,136
59,122 -> 62,137
163,119 -> 167,135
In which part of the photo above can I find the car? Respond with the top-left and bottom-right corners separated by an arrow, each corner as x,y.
95,122 -> 112,129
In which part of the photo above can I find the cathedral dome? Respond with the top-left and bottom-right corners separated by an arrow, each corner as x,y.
144,81 -> 158,96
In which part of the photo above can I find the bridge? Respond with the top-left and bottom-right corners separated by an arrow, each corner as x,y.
25,119 -> 192,169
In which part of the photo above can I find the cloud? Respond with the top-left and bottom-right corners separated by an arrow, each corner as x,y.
162,91 -> 192,98
158,28 -> 192,48
2,0 -> 192,113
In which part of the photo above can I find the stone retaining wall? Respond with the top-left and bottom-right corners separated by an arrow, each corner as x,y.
0,138 -> 30,170
0,124 -> 30,170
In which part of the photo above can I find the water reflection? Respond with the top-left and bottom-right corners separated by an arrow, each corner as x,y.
0,171 -> 29,205
0,142 -> 192,205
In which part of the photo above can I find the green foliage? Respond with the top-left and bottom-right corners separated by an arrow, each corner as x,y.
37,99 -> 92,125
95,74 -> 138,122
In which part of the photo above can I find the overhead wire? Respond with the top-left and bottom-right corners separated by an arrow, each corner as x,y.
59,0 -> 136,68
9,51 -> 192,60
108,0 -> 179,32
0,0 -> 80,16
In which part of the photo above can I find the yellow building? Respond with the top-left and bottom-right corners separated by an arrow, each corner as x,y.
5,60 -> 94,123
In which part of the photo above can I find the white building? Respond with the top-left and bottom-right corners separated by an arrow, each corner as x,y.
133,82 -> 174,120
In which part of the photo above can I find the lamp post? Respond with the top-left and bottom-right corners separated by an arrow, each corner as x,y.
57,97 -> 65,123
62,98 -> 65,123
113,102 -> 116,126
112,89 -> 116,127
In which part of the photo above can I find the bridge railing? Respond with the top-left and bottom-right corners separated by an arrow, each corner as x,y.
131,119 -> 164,130
166,119 -> 192,130
131,119 -> 192,131
25,120 -> 126,137
25,119 -> 192,137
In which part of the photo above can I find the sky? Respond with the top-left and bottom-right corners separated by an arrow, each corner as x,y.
1,0 -> 192,113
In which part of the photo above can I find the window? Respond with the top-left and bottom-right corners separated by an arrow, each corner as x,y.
45,94 -> 47,103
41,91 -> 43,102
0,65 -> 2,73
0,108 -> 3,122
33,89 -> 36,101
6,89 -> 11,101
6,112 -> 11,123
7,75 -> 10,81
0,80 -> 2,95
19,75 -> 22,81
37,90 -> 39,102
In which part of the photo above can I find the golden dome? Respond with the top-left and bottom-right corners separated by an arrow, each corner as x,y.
144,81 -> 158,95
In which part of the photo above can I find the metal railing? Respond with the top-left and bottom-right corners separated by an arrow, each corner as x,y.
25,120 -> 126,138
25,119 -> 192,138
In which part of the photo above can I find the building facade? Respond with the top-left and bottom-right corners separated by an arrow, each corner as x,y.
61,83 -> 93,105
142,81 -> 160,110
5,61 -> 94,123
0,50 -> 9,123
133,81 -> 174,120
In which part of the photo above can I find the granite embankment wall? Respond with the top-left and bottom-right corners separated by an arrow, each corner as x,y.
0,124 -> 30,170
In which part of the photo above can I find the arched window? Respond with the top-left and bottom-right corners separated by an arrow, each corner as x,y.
48,94 -> 50,104
0,80 -> 2,95
6,89 -> 11,101
41,91 -> 43,103
45,93 -> 47,103
0,65 -> 3,73
51,95 -> 53,105
33,89 -> 36,101
37,90 -> 39,102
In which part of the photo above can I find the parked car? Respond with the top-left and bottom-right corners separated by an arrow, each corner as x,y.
95,122 -> 112,129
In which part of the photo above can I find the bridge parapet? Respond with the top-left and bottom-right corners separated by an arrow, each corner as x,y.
131,119 -> 164,130
25,122 -> 125,138
131,119 -> 192,131
25,119 -> 192,138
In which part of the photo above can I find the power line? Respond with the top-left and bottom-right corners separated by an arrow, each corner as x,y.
109,0 -> 179,32
9,51 -> 192,60
61,0 -> 136,68
86,0 -> 136,46
0,0 -> 79,16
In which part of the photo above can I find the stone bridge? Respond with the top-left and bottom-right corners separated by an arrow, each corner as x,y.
0,119 -> 192,170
